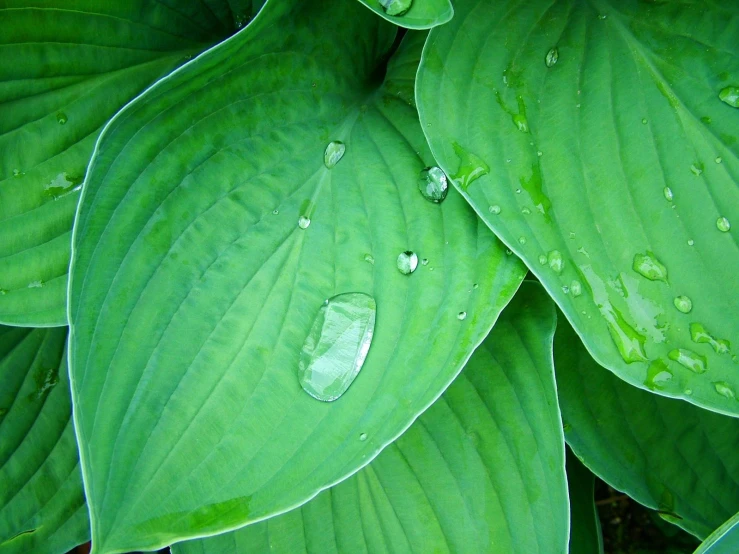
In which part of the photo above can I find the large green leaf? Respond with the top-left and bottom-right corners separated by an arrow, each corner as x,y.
68,6 -> 526,552
172,281 -> 568,554
0,0 -> 244,326
566,449 -> 603,554
0,326 -> 88,554
417,0 -> 739,415
355,0 -> 453,30
555,318 -> 739,539
695,511 -> 739,554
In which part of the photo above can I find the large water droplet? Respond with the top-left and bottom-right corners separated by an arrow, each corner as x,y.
299,293 -> 376,402
547,250 -> 564,274
545,47 -> 559,68
719,86 -> 739,108
298,216 -> 311,229
716,216 -> 731,232
56,112 -> 68,125
673,295 -> 692,314
668,348 -> 707,374
690,322 -> 730,354
418,167 -> 448,203
379,0 -> 412,16
451,142 -> 489,190
632,252 -> 668,282
713,381 -> 736,400
324,141 -> 346,169
645,360 -> 673,390
397,251 -> 418,275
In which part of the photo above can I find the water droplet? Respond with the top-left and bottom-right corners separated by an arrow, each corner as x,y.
324,141 -> 346,169
0,289 -> 7,295
489,205 -> 501,214
515,188 -> 521,194
547,250 -> 564,274
690,322 -> 730,354
27,280 -> 43,288
645,360 -> 673,390
521,207 -> 531,215
663,187 -> 674,202
562,285 -> 570,294
715,156 -> 723,164
713,382 -> 736,400
537,151 -> 543,157
684,388 -> 693,396
379,0 -> 412,17
299,293 -> 376,402
687,239 -> 694,246
632,252 -> 668,282
397,251 -> 418,275
272,209 -> 279,215
538,254 -> 547,265
505,249 -> 513,255
641,118 -> 648,124
44,172 -> 83,200
12,169 -> 22,177
56,112 -> 68,125
570,280 -> 582,297
473,283 -> 478,289
716,216 -> 731,232
298,216 -> 311,229
673,295 -> 692,314
668,348 -> 707,374
421,258 -> 429,266
451,142 -> 490,190
234,11 -> 251,29
518,236 -> 527,245
545,47 -> 559,68
718,86 -> 739,108
597,13 -> 607,20
690,162 -> 704,176
513,115 -> 528,133
457,311 -> 467,320
417,167 -> 448,202
359,432 -> 368,441
364,253 -> 375,265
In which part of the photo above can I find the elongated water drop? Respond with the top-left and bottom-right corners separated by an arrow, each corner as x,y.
713,382 -> 736,400
324,141 -> 345,169
397,251 -> 418,275
716,216 -> 731,232
547,250 -> 564,274
379,0 -> 412,16
673,295 -> 692,314
689,322 -> 730,354
298,292 -> 376,402
719,86 -> 739,108
632,252 -> 668,282
668,348 -> 707,374
663,187 -> 674,202
545,47 -> 559,68
645,360 -> 672,390
418,167 -> 448,203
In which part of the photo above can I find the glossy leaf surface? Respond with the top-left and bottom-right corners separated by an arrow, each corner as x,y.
695,511 -> 739,554
355,0 -> 453,30
566,449 -> 603,554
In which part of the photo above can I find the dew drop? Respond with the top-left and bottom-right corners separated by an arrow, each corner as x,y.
713,382 -> 736,400
687,239 -> 694,246
645,360 -> 673,390
324,141 -> 346,169
716,216 -> 731,232
690,162 -> 704,176
597,13 -> 607,20
379,0 -> 412,17
489,205 -> 501,215
27,280 -> 44,288
684,388 -> 693,396
364,253 -> 375,265
359,432 -> 368,441
719,86 -> 739,108
562,285 -> 570,294
632,252 -> 668,282
513,115 -> 528,133
715,156 -> 723,164
418,167 -> 448,203
457,311 -> 467,320
521,207 -> 531,215
518,236 -> 527,245
272,209 -> 279,215
298,216 -> 311,229
421,258 -> 429,266
12,169 -> 22,178
298,292 -> 376,402
547,250 -> 564,274
397,251 -> 418,275
689,322 -> 730,354
473,283 -> 478,289
663,187 -> 674,202
570,280 -> 582,297
545,47 -> 559,68
538,254 -> 547,265
668,348 -> 707,374
673,295 -> 692,314
641,118 -> 648,124
56,112 -> 68,125
234,11 -> 251,29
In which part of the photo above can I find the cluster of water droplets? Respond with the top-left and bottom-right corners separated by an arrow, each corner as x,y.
379,0 -> 412,16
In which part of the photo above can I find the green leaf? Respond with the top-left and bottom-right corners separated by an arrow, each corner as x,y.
416,0 -> 739,415
68,5 -> 526,552
355,0 -> 453,30
695,511 -> 739,554
566,448 -> 603,554
0,326 -> 88,554
0,0 -> 241,326
171,281 -> 568,554
555,318 -> 739,539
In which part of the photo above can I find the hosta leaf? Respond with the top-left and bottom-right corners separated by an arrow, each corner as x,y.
68,5 -> 526,552
695,511 -> 739,554
355,0 -> 453,30
566,448 -> 603,554
417,0 -> 739,415
555,318 -> 739,539
0,326 -> 88,554
0,0 -> 243,326
172,281 -> 568,554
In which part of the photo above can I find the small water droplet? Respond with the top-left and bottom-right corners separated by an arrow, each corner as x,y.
673,295 -> 692,314
489,205 -> 501,214
518,236 -> 526,245
421,258 -> 429,266
547,250 -> 564,274
418,167 -> 448,203
359,432 -> 368,441
379,0 -> 412,17
632,252 -> 668,282
298,216 -> 311,229
234,11 -> 251,29
299,292 -> 376,402
690,322 -> 730,354
597,13 -> 607,20
684,388 -> 693,396
645,360 -> 673,390
538,254 -> 547,265
505,249 -> 512,255
324,141 -> 346,169
687,239 -> 694,246
562,285 -> 570,294
718,86 -> 739,108
690,162 -> 704,176
521,207 -> 531,215
56,112 -> 68,125
515,188 -> 521,194
641,118 -> 648,124
364,253 -> 375,265
397,251 -> 418,275
713,382 -> 736,400
715,156 -> 723,164
473,283 -> 478,289
27,280 -> 44,288
570,280 -> 582,297
663,187 -> 674,202
668,348 -> 707,374
513,115 -> 528,133
457,311 -> 467,320
545,47 -> 559,68
12,169 -> 22,177
272,209 -> 279,215
716,216 -> 731,232
537,150 -> 543,157
0,289 -> 7,295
